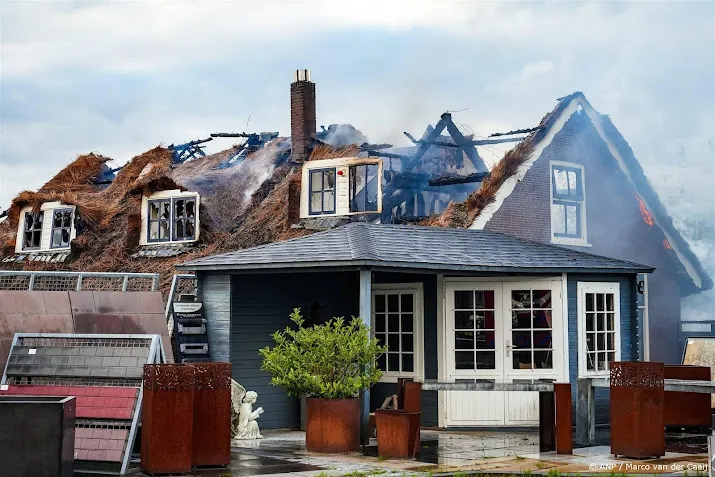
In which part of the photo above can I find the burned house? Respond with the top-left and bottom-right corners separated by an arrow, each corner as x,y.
0,70 -> 710,429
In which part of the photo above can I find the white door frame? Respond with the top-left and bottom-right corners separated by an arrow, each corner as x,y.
441,276 -> 566,427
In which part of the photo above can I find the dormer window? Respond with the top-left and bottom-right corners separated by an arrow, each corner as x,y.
550,162 -> 588,245
300,157 -> 382,218
16,202 -> 76,253
23,211 -> 44,250
141,191 -> 200,246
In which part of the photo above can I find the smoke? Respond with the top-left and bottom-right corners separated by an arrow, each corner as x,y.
318,124 -> 368,147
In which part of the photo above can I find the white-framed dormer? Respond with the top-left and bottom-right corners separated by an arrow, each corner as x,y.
139,190 -> 200,246
299,157 -> 383,218
550,161 -> 590,247
15,201 -> 77,253
371,283 -> 425,383
576,282 -> 621,377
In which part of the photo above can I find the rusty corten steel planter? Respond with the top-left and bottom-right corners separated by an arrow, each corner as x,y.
375,410 -> 421,459
305,398 -> 360,453
664,365 -> 711,427
190,363 -> 232,467
610,361 -> 665,458
554,383 -> 573,454
141,364 -> 195,475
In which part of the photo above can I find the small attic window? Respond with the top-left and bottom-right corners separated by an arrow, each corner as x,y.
23,211 -> 44,250
309,168 -> 336,215
349,164 -> 379,213
551,162 -> 587,244
147,196 -> 197,243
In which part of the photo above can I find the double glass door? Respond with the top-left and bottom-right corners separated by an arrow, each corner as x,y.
445,280 -> 563,426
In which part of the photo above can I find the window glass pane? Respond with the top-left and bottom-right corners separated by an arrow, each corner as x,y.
186,200 -> 195,218
150,202 -> 159,220
387,353 -> 400,371
513,351 -> 532,369
400,294 -> 413,312
479,291 -> 495,309
512,330 -> 532,350
323,191 -> 334,211
310,192 -> 322,212
186,221 -> 195,239
532,290 -> 551,308
52,229 -> 62,246
586,313 -> 595,332
387,334 -> 399,350
402,353 -> 414,372
512,290 -> 531,309
552,203 -> 566,235
474,311 -> 494,330
567,170 -> 577,192
607,352 -> 616,365
374,333 -> 385,346
375,295 -> 385,313
553,168 -> 569,194
512,311 -> 531,329
387,294 -> 399,312
161,202 -> 170,219
61,228 -> 70,246
149,222 -> 159,240
606,293 -> 615,311
374,315 -> 385,333
400,314 -> 413,332
534,331 -> 552,349
455,291 -> 473,309
597,333 -> 605,350
455,351 -> 475,370
566,205 -> 578,235
53,211 -> 63,227
597,313 -> 605,331
598,352 -> 607,371
475,352 -> 495,370
596,294 -> 605,311
387,313 -> 400,332
587,352 -> 596,371
455,311 -> 474,329
160,222 -> 170,239
586,293 -> 594,312
455,331 -> 474,350
607,313 -> 615,331
402,334 -> 414,352
533,310 -> 552,329
323,170 -> 335,189
475,331 -> 494,350
534,351 -> 553,369
175,199 -> 185,218
607,333 -> 616,351
586,333 -> 595,352
175,220 -> 185,239
310,171 -> 323,192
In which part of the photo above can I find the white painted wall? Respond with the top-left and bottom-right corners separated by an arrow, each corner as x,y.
15,201 -> 77,253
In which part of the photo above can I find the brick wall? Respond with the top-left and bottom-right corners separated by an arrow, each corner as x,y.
484,111 -> 684,363
290,80 -> 316,162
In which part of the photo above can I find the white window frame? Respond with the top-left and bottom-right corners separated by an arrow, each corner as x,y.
15,202 -> 77,253
371,283 -> 424,383
550,161 -> 590,247
140,190 -> 201,246
637,273 -> 650,360
577,282 -> 621,377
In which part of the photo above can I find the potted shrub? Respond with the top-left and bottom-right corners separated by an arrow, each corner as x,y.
260,308 -> 385,453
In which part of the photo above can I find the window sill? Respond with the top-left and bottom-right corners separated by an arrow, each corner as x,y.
143,239 -> 198,247
551,237 -> 592,247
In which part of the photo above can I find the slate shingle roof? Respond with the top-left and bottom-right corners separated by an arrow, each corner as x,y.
178,222 -> 653,274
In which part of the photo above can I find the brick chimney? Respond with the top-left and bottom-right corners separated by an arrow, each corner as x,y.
290,69 -> 316,162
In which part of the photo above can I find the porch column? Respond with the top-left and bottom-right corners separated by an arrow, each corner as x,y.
359,269 -> 372,446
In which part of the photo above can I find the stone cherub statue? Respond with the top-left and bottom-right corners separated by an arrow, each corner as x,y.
231,379 -> 264,440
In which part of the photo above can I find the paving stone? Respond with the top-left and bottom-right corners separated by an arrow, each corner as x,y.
131,348 -> 149,358
108,367 -> 127,377
84,357 -> 103,367
112,348 -> 132,357
102,357 -> 121,366
34,355 -> 51,365
92,367 -> 110,377
125,367 -> 143,379
72,366 -> 91,377
119,357 -> 139,367
61,347 -> 80,356
78,347 -> 97,356
94,348 -> 116,357
67,356 -> 86,366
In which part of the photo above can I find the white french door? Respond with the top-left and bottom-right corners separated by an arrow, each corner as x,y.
444,280 -> 564,427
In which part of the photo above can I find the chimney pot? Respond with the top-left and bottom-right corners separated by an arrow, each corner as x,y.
294,69 -> 311,82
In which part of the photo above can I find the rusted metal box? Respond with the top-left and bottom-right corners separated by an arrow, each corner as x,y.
0,395 -> 75,477
141,364 -> 195,475
191,363 -> 232,467
375,410 -> 421,459
610,361 -> 665,458
664,365 -> 712,427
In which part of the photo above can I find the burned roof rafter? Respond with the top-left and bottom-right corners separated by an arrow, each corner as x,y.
168,137 -> 213,164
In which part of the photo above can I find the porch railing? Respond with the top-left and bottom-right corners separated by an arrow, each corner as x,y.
0,271 -> 159,292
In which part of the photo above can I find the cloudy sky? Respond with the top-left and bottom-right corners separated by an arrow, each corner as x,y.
1,0 -> 713,213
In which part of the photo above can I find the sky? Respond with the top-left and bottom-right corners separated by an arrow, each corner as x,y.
1,2 -> 713,230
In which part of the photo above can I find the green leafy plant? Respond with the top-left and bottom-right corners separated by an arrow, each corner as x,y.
259,308 -> 386,399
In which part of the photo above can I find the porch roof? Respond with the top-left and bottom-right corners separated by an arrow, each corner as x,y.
178,222 -> 654,274
177,222 -> 654,273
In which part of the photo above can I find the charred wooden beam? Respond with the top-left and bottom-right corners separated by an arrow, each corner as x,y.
489,127 -> 539,137
403,132 -> 461,148
367,150 -> 410,160
359,143 -> 392,151
471,137 -> 525,145
429,172 -> 489,186
443,113 -> 488,173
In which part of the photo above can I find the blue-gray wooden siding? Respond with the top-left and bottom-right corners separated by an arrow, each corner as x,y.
229,271 -> 359,430
198,272 -> 231,363
567,273 -> 638,424
369,273 -> 439,427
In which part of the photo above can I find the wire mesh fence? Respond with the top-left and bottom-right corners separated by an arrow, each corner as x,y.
0,271 -> 159,292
